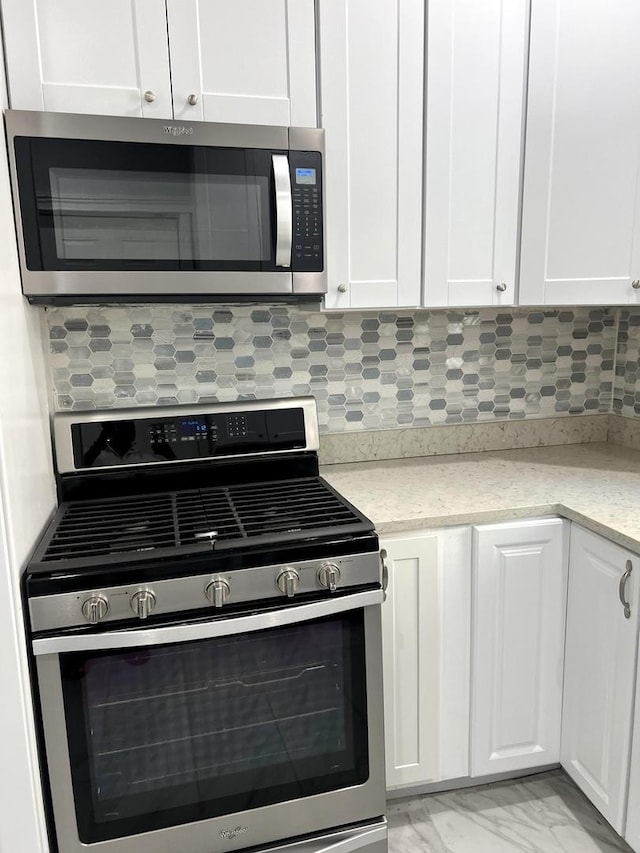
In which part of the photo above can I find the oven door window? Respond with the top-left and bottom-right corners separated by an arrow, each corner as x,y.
60,611 -> 369,843
14,137 -> 280,272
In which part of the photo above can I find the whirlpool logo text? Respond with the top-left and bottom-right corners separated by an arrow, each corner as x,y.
219,826 -> 249,841
163,125 -> 194,136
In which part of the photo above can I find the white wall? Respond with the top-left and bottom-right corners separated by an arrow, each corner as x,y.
0,41 -> 57,853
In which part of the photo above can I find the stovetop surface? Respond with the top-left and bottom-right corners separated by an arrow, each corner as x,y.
26,399 -> 379,600
31,475 -> 373,574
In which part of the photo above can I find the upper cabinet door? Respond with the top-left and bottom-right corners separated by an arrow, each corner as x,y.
317,0 -> 424,309
166,0 -> 316,127
2,0 -> 172,117
520,0 -> 640,306
423,0 -> 528,308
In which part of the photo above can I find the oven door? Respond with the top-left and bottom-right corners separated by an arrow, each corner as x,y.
32,589 -> 385,853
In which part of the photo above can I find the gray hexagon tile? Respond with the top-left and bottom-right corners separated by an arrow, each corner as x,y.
614,308 -> 640,418
45,305 -> 617,433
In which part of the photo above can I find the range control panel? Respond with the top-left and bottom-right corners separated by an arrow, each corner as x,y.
289,151 -> 323,272
70,407 -> 306,470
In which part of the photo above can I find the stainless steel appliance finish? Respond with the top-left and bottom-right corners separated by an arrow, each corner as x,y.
52,396 -> 320,474
26,397 -> 387,853
35,593 -> 385,853
5,110 -> 326,302
30,555 -> 381,634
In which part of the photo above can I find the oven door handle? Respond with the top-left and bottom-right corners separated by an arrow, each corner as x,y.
31,589 -> 383,655
273,153 -> 292,268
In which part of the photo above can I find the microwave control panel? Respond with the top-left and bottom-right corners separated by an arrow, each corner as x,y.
290,151 -> 323,272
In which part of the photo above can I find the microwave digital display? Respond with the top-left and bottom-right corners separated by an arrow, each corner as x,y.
295,167 -> 316,185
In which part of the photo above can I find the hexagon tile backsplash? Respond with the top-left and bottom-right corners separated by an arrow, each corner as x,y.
614,308 -> 640,419
45,304 -> 617,434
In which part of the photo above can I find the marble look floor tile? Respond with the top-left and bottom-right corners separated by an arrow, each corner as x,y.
387,770 -> 632,853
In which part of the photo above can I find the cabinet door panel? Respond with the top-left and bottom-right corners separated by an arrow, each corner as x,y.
471,518 -> 567,777
2,0 -> 172,117
520,0 -> 640,305
166,0 -> 316,127
423,0 -> 527,307
562,526 -> 639,835
318,0 -> 423,309
625,654 -> 640,849
382,528 -> 471,789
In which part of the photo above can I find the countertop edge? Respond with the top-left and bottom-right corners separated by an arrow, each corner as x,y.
374,503 -> 640,554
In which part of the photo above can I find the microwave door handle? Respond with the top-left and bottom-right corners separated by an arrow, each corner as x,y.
272,154 -> 292,268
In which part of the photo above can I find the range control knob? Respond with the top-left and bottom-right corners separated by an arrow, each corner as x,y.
318,563 -> 341,593
81,594 -> 109,625
131,589 -> 156,620
205,577 -> 231,608
276,568 -> 300,598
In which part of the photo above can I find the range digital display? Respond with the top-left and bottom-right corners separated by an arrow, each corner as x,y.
179,418 -> 209,436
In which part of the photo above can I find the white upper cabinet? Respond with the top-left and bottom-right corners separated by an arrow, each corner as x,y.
317,0 -> 424,309
520,0 -> 640,306
2,0 -> 316,127
381,528 -> 471,790
165,0 -> 316,127
470,518 -> 567,777
1,0 -> 173,117
423,0 -> 528,308
561,526 -> 640,835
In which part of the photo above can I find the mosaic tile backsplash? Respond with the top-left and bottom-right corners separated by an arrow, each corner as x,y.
614,308 -> 640,419
45,305 -> 617,434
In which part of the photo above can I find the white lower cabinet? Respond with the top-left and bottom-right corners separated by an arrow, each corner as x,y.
625,652 -> 640,851
381,527 -> 471,789
380,516 -> 640,845
470,518 -> 568,776
561,525 -> 640,836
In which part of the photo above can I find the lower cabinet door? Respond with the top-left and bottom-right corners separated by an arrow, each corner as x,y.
381,527 -> 471,790
561,525 -> 639,836
625,652 -> 640,851
470,518 -> 568,777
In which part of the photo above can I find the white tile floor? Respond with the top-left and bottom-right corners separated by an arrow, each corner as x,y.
387,770 -> 632,853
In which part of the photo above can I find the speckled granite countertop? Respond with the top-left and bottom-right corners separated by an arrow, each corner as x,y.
321,442 -> 640,553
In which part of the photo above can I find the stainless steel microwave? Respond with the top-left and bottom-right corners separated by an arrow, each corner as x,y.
5,110 -> 326,304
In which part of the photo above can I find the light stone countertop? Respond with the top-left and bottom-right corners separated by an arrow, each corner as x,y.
321,442 -> 640,553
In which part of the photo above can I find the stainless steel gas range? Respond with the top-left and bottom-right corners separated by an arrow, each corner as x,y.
25,397 -> 387,853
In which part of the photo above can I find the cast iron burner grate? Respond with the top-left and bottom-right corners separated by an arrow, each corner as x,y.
35,477 -> 368,568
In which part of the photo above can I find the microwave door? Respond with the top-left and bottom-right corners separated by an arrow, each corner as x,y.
13,136 -> 297,298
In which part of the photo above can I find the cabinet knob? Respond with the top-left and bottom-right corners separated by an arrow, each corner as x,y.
496,282 -> 508,292
632,280 -> 640,289
337,283 -> 348,293
144,91 -> 156,103
187,94 -> 199,106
